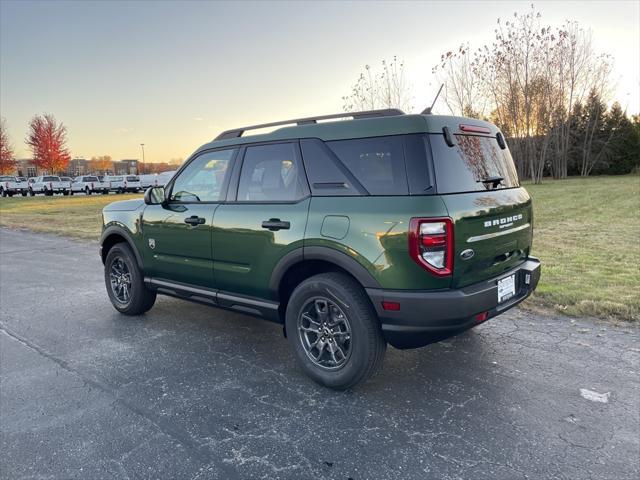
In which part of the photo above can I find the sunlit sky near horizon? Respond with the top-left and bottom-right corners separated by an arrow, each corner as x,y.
1,0 -> 638,163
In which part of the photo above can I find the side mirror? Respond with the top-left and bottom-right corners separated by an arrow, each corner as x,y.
144,186 -> 166,205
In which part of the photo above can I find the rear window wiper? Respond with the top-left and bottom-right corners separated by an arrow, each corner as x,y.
478,176 -> 504,189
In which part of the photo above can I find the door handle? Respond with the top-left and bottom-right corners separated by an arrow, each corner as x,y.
261,218 -> 290,231
184,215 -> 206,226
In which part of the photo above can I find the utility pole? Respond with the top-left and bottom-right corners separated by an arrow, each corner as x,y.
140,143 -> 145,174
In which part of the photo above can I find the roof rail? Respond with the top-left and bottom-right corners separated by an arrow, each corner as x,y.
213,108 -> 405,141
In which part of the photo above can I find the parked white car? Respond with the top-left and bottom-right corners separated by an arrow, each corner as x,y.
139,171 -> 177,189
70,175 -> 110,195
156,170 -> 176,187
106,175 -> 142,193
29,176 -> 71,196
0,176 -> 29,197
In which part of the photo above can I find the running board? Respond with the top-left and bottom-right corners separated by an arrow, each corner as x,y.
145,277 -> 281,323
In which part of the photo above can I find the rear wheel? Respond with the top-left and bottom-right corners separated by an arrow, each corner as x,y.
104,243 -> 156,315
285,272 -> 386,390
21,191 -> 27,197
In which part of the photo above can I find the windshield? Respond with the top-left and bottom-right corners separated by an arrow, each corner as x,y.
126,176 -> 139,181
0,176 -> 14,181
43,176 -> 60,182
85,176 -> 98,182
429,133 -> 519,194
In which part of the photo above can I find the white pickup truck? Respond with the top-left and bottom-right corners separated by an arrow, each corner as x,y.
70,175 -> 110,195
106,175 -> 142,193
140,170 -> 177,189
28,176 -> 72,196
0,176 -> 29,197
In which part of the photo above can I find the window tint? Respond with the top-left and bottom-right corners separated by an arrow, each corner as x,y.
237,143 -> 305,202
326,136 -> 408,195
43,176 -> 59,182
126,176 -> 139,181
300,139 -> 361,196
429,133 -> 519,194
170,149 -> 235,202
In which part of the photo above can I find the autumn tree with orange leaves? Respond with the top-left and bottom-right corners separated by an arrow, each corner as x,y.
0,118 -> 17,175
25,114 -> 71,174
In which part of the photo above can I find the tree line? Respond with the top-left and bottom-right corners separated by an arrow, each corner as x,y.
0,114 -> 181,176
343,6 -> 639,182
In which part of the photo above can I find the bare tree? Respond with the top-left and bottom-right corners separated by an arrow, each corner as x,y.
432,44 -> 487,118
343,57 -> 412,112
433,5 -> 615,182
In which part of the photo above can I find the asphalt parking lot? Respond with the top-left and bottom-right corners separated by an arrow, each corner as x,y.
1,228 -> 638,480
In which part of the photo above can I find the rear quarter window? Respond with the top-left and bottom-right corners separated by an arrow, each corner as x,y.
428,133 -> 519,194
326,136 -> 409,195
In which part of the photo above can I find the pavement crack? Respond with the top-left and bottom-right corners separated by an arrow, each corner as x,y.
0,323 -> 239,479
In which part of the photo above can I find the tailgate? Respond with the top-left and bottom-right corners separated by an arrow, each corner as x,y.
442,188 -> 533,288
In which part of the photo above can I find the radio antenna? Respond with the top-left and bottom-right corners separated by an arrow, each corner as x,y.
422,83 -> 444,114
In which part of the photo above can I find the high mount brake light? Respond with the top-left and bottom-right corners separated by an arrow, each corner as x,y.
459,124 -> 491,134
409,218 -> 454,276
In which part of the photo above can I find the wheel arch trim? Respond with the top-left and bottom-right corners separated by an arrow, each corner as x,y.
100,225 -> 144,270
269,246 -> 381,297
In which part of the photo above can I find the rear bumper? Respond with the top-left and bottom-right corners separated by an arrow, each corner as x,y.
367,257 -> 541,349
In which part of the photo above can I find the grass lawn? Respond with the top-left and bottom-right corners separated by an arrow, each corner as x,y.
0,193 -> 142,239
1,176 -> 638,321
524,175 -> 639,322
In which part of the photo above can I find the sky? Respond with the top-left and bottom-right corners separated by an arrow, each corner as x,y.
1,0 -> 638,163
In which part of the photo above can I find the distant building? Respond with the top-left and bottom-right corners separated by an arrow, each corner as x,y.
113,159 -> 138,175
15,159 -> 37,178
67,158 -> 90,176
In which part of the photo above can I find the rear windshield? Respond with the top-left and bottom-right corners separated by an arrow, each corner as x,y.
126,176 -> 139,181
429,133 -> 519,194
0,176 -> 14,181
43,176 -> 60,182
85,176 -> 98,182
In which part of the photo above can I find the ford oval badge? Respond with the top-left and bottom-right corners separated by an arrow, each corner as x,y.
460,248 -> 475,260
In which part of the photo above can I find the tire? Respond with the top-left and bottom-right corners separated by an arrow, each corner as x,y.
285,272 -> 386,390
62,190 -> 69,196
85,187 -> 91,195
0,188 -> 5,198
21,192 -> 27,197
29,189 -> 34,196
104,243 -> 156,315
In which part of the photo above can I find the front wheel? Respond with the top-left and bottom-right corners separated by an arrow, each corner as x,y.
104,243 -> 156,315
285,272 -> 386,390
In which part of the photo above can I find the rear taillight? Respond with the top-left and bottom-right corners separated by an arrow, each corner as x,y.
409,218 -> 454,276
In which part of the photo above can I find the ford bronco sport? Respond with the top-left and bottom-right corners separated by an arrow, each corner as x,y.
100,109 -> 540,389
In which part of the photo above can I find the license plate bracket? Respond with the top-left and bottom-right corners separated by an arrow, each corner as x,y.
498,274 -> 516,303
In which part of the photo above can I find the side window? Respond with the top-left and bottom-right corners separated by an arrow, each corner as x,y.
170,148 -> 236,202
300,139 -> 361,196
237,143 -> 306,202
326,136 -> 409,195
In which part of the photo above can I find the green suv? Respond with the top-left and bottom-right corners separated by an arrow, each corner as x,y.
100,109 -> 540,389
